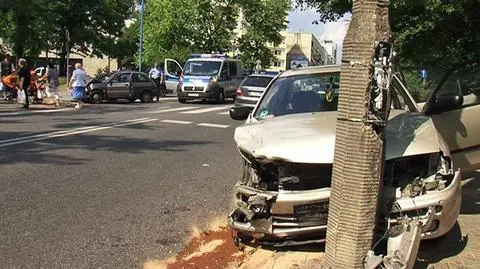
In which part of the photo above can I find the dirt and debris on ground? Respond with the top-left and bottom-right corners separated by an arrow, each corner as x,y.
143,217 -> 325,269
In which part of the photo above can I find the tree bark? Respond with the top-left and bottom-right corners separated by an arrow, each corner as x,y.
323,0 -> 392,268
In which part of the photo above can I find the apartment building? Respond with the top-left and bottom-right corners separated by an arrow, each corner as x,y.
267,32 -> 330,72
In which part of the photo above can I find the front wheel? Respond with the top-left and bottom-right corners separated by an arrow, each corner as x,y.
216,90 -> 225,104
90,91 -> 103,104
140,91 -> 153,103
178,98 -> 187,104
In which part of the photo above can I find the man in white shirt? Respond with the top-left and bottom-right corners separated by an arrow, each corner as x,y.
149,63 -> 164,101
68,63 -> 87,109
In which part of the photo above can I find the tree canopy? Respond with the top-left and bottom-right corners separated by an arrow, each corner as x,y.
295,0 -> 480,72
0,0 -> 135,61
142,0 -> 290,68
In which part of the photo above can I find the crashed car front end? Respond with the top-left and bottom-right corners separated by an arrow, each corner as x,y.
230,154 -> 332,246
229,117 -> 461,247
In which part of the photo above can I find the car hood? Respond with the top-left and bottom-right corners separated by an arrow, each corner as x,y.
234,111 -> 443,163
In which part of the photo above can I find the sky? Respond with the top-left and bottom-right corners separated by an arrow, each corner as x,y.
287,7 -> 351,61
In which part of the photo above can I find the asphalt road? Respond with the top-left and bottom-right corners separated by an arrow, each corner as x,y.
0,98 -> 244,268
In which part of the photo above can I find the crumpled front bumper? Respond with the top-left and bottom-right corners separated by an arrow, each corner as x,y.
229,170 -> 462,244
390,170 -> 462,240
229,184 -> 330,245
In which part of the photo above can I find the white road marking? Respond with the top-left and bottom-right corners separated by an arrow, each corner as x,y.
160,119 -> 192,125
0,118 -> 158,148
180,106 -> 231,114
145,106 -> 199,114
218,111 -> 229,115
197,123 -> 230,129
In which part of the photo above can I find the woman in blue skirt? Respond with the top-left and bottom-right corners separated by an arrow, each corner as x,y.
69,63 -> 87,109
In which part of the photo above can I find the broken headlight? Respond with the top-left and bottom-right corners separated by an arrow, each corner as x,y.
384,153 -> 444,188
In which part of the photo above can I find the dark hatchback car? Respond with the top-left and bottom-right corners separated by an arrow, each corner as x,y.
86,71 -> 163,103
234,73 -> 277,110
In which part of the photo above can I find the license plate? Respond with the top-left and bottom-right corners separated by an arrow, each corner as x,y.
188,93 -> 200,97
249,92 -> 262,97
294,202 -> 329,223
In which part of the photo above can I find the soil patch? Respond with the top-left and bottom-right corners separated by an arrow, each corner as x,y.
165,227 -> 245,269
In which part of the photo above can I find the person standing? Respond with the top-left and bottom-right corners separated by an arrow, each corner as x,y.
68,63 -> 87,109
16,58 -> 31,109
148,62 -> 164,101
1,55 -> 14,100
43,62 -> 61,107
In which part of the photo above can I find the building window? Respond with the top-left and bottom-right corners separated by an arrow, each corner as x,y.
272,61 -> 284,67
274,49 -> 284,56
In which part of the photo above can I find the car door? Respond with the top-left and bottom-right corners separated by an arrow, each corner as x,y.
131,72 -> 154,97
164,59 -> 183,94
423,70 -> 480,172
107,73 -> 131,99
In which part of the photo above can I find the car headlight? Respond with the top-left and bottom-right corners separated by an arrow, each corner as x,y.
211,76 -> 219,83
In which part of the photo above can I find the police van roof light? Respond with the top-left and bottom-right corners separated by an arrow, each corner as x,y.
190,53 -> 228,59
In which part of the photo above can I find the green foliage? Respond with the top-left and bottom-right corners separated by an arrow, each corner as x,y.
0,0 -> 135,60
295,0 -> 480,78
142,0 -> 290,68
237,0 -> 290,69
401,70 -> 431,102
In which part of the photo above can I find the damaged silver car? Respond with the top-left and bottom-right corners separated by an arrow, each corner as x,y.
228,65 -> 480,247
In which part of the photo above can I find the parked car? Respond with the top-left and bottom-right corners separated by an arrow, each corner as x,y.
228,65 -> 480,247
234,73 -> 277,110
86,71 -> 161,103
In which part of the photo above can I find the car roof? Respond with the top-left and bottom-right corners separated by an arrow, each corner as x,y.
279,65 -> 341,78
187,58 -> 241,62
247,73 -> 277,78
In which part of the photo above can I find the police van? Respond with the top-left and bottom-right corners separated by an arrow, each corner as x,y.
164,54 -> 243,103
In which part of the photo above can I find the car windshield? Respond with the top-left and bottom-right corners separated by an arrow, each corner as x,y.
96,73 -> 114,82
183,61 -> 222,76
242,76 -> 273,88
253,71 -> 341,120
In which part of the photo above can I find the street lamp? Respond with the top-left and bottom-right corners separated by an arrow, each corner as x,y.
139,0 -> 145,72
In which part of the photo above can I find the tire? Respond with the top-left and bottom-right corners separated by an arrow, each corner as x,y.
178,98 -> 187,104
90,91 -> 103,104
127,98 -> 135,103
140,91 -> 153,103
216,90 -> 225,104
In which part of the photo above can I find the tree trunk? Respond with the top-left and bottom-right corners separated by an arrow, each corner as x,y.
323,0 -> 392,268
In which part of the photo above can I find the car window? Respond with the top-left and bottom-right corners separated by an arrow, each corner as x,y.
435,69 -> 480,109
241,76 -> 273,88
184,61 -> 221,76
228,61 -> 238,76
132,73 -> 149,82
111,73 -> 131,83
253,72 -> 341,120
391,81 -> 411,111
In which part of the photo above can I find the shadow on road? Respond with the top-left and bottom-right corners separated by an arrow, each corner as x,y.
415,222 -> 468,268
0,129 -> 216,165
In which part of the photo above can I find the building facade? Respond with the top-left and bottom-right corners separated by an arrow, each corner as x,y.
320,40 -> 338,65
267,32 -> 331,72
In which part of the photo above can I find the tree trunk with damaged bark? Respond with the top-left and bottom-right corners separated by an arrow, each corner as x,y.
323,0 -> 392,268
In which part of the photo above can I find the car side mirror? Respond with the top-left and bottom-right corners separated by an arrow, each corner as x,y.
430,93 -> 463,114
229,106 -> 250,121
